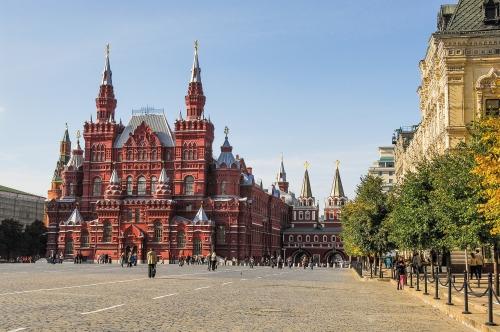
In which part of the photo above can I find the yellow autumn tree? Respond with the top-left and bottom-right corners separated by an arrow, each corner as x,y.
472,117 -> 500,234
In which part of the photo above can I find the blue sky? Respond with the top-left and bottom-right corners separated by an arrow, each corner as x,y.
0,1 -> 446,201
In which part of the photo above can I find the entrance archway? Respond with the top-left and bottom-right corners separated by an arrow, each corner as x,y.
325,251 -> 345,267
291,249 -> 311,264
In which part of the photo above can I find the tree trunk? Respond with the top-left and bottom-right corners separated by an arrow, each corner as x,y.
379,252 -> 383,278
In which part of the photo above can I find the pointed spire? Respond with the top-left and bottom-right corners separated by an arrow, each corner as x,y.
158,167 -> 169,184
178,110 -> 183,121
75,130 -> 82,150
277,153 -> 286,182
330,160 -> 345,198
109,168 -> 120,185
193,204 -> 209,223
101,43 -> 112,86
185,40 -> 206,120
190,40 -> 201,83
62,123 -> 70,142
300,162 -> 313,198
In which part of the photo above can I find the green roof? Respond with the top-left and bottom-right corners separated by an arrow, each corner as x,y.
380,156 -> 394,162
443,0 -> 500,33
0,185 -> 45,198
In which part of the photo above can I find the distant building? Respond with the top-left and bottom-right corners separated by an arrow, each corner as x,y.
368,146 -> 395,192
282,162 -> 347,265
0,185 -> 45,226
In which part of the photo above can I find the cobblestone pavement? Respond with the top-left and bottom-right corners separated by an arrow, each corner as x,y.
0,263 -> 471,332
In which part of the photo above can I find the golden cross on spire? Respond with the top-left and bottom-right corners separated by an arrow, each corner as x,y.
336,160 -> 340,168
224,126 -> 229,137
304,161 -> 310,170
105,43 -> 110,57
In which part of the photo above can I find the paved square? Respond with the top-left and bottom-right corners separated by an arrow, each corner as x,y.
0,263 -> 469,331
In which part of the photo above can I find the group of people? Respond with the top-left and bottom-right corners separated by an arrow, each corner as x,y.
469,249 -> 484,280
48,251 -> 64,264
73,253 -> 84,264
120,252 -> 137,267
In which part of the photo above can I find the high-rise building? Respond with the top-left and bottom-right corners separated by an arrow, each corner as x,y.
0,185 -> 45,227
368,147 -> 395,193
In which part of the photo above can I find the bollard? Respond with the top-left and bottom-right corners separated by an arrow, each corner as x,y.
424,266 -> 429,295
410,271 -> 414,288
446,272 -> 453,305
463,271 -> 471,314
434,267 -> 440,300
416,270 -> 420,291
486,272 -> 496,326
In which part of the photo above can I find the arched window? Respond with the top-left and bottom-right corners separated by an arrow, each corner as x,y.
331,235 -> 335,242
297,235 -> 302,242
184,176 -> 194,195
166,151 -> 171,160
314,235 -> 318,242
151,149 -> 157,161
151,176 -> 157,194
103,221 -> 112,242
306,235 -> 310,242
305,211 -> 310,220
177,231 -> 185,248
126,176 -> 133,195
193,238 -> 202,255
93,177 -> 102,196
183,149 -> 189,160
137,176 -> 146,195
289,235 -> 293,242
126,150 -> 132,160
221,181 -> 227,195
154,221 -> 162,242
65,238 -> 73,255
80,230 -> 89,248
323,235 -> 327,242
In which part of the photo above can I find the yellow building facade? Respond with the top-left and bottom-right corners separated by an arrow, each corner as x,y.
395,0 -> 500,182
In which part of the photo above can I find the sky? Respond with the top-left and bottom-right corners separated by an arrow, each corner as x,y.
0,1 -> 447,201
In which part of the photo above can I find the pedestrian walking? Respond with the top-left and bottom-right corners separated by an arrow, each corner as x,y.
475,249 -> 484,280
469,252 -> 477,280
396,259 -> 406,290
211,252 -> 217,271
287,257 -> 292,268
147,248 -> 158,279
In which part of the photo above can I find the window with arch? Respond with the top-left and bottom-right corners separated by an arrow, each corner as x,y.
193,238 -> 202,255
166,151 -> 171,160
151,176 -> 157,194
126,149 -> 132,161
305,211 -> 310,220
298,211 -> 303,220
177,231 -> 185,248
297,235 -> 302,242
137,176 -> 146,195
80,230 -> 89,247
102,221 -> 112,242
312,211 -> 316,220
306,235 -> 310,242
65,238 -> 73,255
184,176 -> 194,195
331,235 -> 336,242
92,177 -> 102,196
126,176 -> 133,195
314,235 -> 318,242
323,235 -> 327,242
151,149 -> 157,161
221,181 -> 227,195
289,235 -> 294,242
154,221 -> 162,242
70,183 -> 75,196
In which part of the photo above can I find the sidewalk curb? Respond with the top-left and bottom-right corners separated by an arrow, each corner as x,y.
352,269 -> 500,332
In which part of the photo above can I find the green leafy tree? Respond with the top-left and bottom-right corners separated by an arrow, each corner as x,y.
22,220 -> 47,257
0,219 -> 24,260
341,175 -> 392,258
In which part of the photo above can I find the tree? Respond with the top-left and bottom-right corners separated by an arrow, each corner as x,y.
341,175 -> 393,265
0,219 -> 24,260
471,117 -> 500,235
22,220 -> 47,257
387,161 -> 441,251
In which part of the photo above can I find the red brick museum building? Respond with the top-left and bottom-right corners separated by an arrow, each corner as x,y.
45,43 -> 347,264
